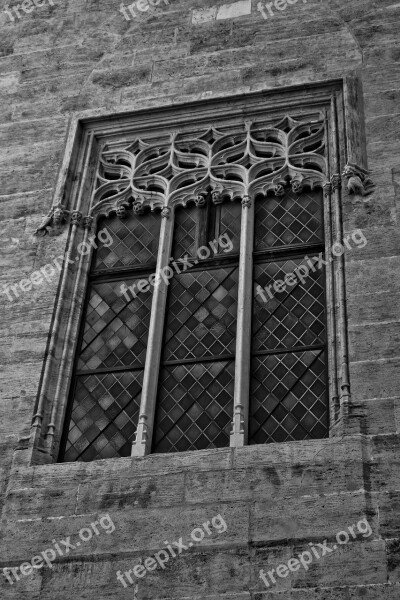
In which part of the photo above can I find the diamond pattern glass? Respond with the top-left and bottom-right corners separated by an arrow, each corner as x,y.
172,204 -> 197,259
220,200 -> 241,254
94,210 -> 161,271
153,360 -> 234,452
162,267 -> 239,362
78,278 -> 152,371
255,189 -> 323,251
64,370 -> 142,462
253,257 -> 326,352
249,350 -> 328,444
251,187 -> 328,445
153,263 -> 238,452
61,208 -> 159,462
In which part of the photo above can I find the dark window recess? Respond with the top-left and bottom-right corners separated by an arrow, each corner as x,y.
249,188 -> 329,444
153,197 -> 241,453
59,210 -> 160,462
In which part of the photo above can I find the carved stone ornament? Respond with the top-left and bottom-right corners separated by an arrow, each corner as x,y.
331,174 -> 342,190
342,162 -> 375,197
195,194 -> 207,207
291,179 -> 303,194
70,210 -> 82,226
212,191 -> 224,205
241,195 -> 251,208
274,183 -> 285,197
116,206 -> 128,219
323,182 -> 332,197
34,203 -> 70,236
88,115 -> 328,219
161,207 -> 171,219
132,202 -> 146,215
82,216 -> 94,230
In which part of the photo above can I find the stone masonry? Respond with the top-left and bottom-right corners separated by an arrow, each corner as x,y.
1,0 -> 400,598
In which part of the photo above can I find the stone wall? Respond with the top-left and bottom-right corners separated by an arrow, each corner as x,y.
0,0 -> 400,598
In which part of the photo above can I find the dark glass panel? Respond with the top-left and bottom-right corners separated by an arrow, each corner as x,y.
78,278 -> 153,371
253,256 -> 326,352
172,204 -> 197,259
93,210 -> 161,271
255,189 -> 323,251
64,370 -> 142,462
249,349 -> 328,444
219,200 -> 241,254
153,360 -> 234,452
162,267 -> 238,362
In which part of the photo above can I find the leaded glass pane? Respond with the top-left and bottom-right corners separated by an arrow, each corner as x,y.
220,200 -> 241,254
254,189 -> 323,251
153,360 -> 234,452
93,210 -> 161,271
253,256 -> 326,352
153,262 -> 238,452
64,370 -> 142,462
162,267 -> 238,362
172,204 -> 197,259
249,349 -> 328,444
61,209 -> 159,462
78,279 -> 152,371
250,187 -> 328,445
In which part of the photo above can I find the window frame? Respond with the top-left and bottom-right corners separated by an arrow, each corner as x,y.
27,81 -> 366,465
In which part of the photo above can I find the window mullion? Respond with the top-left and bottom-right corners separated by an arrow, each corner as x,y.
131,208 -> 174,457
230,196 -> 254,447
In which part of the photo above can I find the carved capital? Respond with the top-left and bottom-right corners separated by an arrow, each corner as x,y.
291,180 -> 303,194
195,194 -> 207,208
161,207 -> 171,219
323,182 -> 332,198
274,183 -> 285,197
342,162 -> 375,196
116,206 -> 127,219
241,195 -> 251,208
70,210 -> 82,226
132,202 -> 145,216
83,216 -> 94,230
35,203 -> 70,236
331,174 -> 342,190
211,191 -> 223,205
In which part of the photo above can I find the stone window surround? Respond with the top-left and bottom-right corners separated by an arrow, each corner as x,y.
22,78 -> 369,466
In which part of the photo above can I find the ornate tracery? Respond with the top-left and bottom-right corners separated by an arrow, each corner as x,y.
88,115 -> 327,222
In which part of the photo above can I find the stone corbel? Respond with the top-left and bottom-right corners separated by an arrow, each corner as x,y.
195,194 -> 207,208
211,190 -> 223,205
342,162 -> 375,197
34,203 -> 70,236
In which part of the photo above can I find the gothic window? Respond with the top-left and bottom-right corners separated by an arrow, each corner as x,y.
58,114 -> 332,462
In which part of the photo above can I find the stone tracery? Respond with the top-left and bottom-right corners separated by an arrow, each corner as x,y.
90,115 -> 327,221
